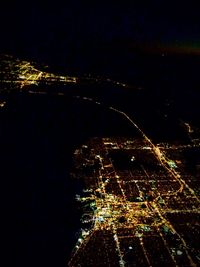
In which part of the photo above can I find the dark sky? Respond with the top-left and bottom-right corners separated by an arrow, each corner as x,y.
1,1 -> 200,65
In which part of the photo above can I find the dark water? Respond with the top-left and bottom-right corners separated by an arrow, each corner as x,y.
12,49 -> 200,133
0,52 -> 199,266
0,91 -> 140,267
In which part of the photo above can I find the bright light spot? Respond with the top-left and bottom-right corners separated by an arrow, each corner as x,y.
97,216 -> 104,222
177,250 -> 183,256
0,101 -> 6,108
131,156 -> 135,162
168,160 -> 177,169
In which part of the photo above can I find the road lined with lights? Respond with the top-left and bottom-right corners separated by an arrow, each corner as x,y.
67,96 -> 199,266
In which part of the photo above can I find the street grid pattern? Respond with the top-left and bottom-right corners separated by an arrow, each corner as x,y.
0,55 -> 199,267
69,137 -> 200,267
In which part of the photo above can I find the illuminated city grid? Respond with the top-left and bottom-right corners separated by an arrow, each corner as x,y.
0,55 -> 127,98
0,55 -> 199,266
0,55 -> 77,93
70,136 -> 200,267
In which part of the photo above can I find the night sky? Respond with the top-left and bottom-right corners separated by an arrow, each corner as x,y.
1,1 -> 200,63
1,2 -> 200,267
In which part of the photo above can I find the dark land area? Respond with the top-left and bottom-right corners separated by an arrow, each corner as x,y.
0,1 -> 200,266
0,69 -> 199,265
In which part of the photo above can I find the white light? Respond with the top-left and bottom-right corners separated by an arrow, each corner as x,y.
177,250 -> 183,256
131,156 -> 135,162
